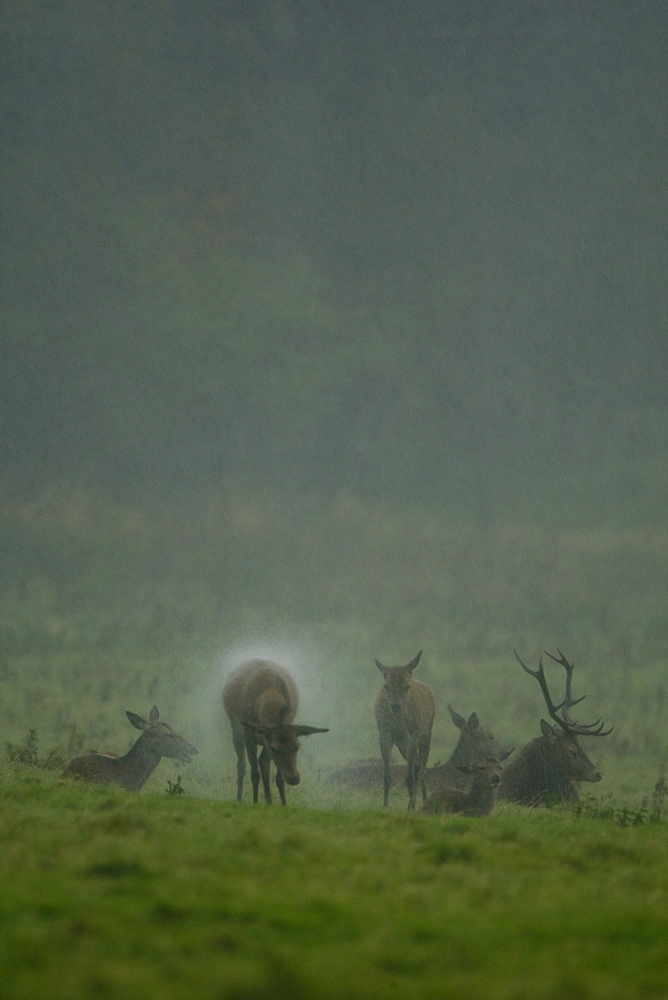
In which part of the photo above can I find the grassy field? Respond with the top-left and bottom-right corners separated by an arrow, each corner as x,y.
2,763 -> 667,1000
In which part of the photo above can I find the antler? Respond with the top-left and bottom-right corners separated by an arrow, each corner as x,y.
513,649 -> 612,738
543,649 -> 613,737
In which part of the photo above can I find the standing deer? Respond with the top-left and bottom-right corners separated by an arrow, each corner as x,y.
420,749 -> 514,816
62,706 -> 198,792
499,649 -> 611,806
223,659 -> 329,805
374,650 -> 435,810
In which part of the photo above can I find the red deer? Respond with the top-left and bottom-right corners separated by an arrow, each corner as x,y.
223,659 -> 328,805
499,649 -> 611,807
62,706 -> 197,792
420,750 -> 514,816
374,650 -> 435,810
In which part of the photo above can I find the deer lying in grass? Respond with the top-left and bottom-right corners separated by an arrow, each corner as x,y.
499,649 -> 612,807
62,706 -> 198,792
374,650 -> 435,810
223,659 -> 329,805
420,750 -> 514,816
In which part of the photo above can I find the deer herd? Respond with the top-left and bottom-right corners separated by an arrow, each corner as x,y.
62,647 -> 611,817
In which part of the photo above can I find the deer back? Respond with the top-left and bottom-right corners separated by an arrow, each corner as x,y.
223,659 -> 299,729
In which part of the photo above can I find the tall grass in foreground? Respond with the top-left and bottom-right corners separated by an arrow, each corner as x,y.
2,766 -> 668,1000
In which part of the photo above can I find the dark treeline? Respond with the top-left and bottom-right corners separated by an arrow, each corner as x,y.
1,0 -> 666,527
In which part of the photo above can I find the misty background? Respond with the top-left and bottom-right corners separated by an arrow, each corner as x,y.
1,1 -> 666,783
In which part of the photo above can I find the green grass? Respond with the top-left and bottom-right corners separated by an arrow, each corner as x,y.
2,766 -> 668,1000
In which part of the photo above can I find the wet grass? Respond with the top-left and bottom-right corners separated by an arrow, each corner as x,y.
2,767 -> 668,999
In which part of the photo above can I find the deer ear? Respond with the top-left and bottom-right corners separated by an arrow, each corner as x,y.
448,705 -> 466,729
149,706 -> 159,723
406,650 -> 422,671
126,711 -> 148,731
540,719 -> 555,738
467,712 -> 479,730
375,659 -> 388,674
293,726 -> 329,737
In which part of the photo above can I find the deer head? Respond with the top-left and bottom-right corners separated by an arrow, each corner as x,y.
127,706 -> 198,763
243,721 -> 329,786
375,650 -> 422,711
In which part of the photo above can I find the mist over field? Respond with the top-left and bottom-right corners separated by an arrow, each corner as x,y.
1,0 -> 666,792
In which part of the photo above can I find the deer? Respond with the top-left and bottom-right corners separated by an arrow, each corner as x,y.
499,649 -> 612,807
374,650 -> 435,810
62,706 -> 198,792
327,705 -> 505,793
420,749 -> 514,816
429,706 -> 508,790
223,659 -> 329,805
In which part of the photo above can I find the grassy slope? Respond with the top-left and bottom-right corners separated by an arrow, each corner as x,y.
2,768 -> 667,1000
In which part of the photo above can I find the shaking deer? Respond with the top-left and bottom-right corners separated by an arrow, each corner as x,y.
374,650 -> 435,810
499,649 -> 611,807
420,750 -> 514,816
62,706 -> 198,792
223,659 -> 328,805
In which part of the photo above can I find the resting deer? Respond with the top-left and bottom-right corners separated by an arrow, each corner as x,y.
499,649 -> 612,806
420,750 -> 514,816
374,650 -> 435,810
62,706 -> 198,792
223,659 -> 329,805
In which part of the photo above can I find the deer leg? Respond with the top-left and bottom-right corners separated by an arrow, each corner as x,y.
402,737 -> 421,811
258,745 -> 273,804
379,735 -> 393,807
233,731 -> 246,802
244,731 -> 262,803
418,738 -> 431,804
406,756 -> 418,811
275,769 -> 287,806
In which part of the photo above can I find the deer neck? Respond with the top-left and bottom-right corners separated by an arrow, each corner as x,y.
449,740 -> 474,766
528,738 -> 575,796
466,774 -> 499,815
117,735 -> 162,790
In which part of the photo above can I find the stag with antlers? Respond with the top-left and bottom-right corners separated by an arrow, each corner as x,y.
499,649 -> 612,807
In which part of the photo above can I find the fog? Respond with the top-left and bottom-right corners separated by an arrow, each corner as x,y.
1,1 -> 666,779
